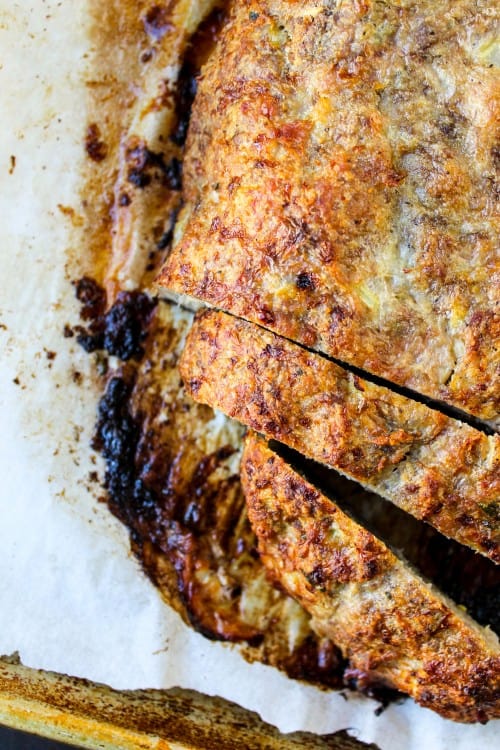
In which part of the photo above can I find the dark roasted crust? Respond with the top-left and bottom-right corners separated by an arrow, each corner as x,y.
79,0 -> 500,722
159,0 -> 499,425
180,310 -> 500,562
80,0 -> 349,694
91,299 -> 345,686
241,433 -> 500,723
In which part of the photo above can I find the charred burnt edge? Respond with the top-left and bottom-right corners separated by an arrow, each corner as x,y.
127,146 -> 182,192
170,61 -> 198,147
91,375 -> 241,539
156,204 -> 183,251
170,5 -> 230,147
269,441 -> 500,636
91,375 -> 259,639
132,7 -> 229,190
72,278 -> 158,360
89,369 -> 349,687
343,668 -> 405,715
92,375 -> 160,526
280,635 -> 346,689
100,292 -> 158,359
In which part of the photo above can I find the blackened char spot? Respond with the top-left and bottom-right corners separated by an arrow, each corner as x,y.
102,292 -> 157,359
343,668 -> 404,714
76,330 -> 104,353
296,272 -> 315,290
171,62 -> 198,147
126,145 -> 182,191
93,377 -> 159,524
73,277 -> 157,360
85,123 -> 107,162
163,157 -> 182,190
128,167 -> 151,189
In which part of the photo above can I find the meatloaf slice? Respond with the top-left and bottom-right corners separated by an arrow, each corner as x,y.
179,310 -> 499,563
159,0 -> 499,426
241,432 -> 500,723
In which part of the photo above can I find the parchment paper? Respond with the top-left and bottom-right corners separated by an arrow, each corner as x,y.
0,3 -> 497,748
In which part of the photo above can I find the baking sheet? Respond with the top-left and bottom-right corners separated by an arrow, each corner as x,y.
0,3 -> 498,748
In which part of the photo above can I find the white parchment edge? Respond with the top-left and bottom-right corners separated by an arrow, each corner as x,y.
0,3 -> 497,749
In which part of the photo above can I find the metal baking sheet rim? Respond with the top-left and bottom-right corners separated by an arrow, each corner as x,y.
0,657 -> 369,750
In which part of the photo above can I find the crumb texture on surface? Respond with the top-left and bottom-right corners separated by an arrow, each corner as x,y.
180,310 -> 499,563
160,0 -> 499,425
241,433 -> 500,723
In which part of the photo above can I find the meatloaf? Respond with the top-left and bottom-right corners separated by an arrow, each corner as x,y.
241,433 -> 500,723
159,0 -> 499,426
180,309 -> 499,562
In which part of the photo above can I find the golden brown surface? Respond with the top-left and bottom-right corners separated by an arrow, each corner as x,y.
180,310 -> 499,562
76,0 -> 499,728
160,0 -> 499,426
241,434 -> 500,723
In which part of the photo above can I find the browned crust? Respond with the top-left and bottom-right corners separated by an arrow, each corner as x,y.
241,433 -> 500,723
81,0 -> 347,694
159,0 -> 499,425
94,300 -> 345,686
180,310 -> 499,562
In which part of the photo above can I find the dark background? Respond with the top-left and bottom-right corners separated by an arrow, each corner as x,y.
0,726 -> 80,749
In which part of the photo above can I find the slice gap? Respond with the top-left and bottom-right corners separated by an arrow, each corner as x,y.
268,440 -> 500,636
242,434 -> 500,722
227,308 -> 497,437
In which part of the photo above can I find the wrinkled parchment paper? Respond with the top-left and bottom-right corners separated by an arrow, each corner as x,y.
0,3 -> 497,748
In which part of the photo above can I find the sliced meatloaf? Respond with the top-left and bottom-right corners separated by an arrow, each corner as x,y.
159,0 -> 499,426
179,310 -> 499,562
241,432 -> 500,723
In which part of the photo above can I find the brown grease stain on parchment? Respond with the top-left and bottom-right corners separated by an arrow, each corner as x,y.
73,0 -> 352,693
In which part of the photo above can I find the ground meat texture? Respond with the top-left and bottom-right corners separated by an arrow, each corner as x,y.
159,0 -> 499,426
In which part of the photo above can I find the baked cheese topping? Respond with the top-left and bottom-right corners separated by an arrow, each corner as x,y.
160,0 -> 499,425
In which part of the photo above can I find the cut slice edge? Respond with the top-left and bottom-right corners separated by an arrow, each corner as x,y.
241,432 -> 500,723
179,309 -> 499,563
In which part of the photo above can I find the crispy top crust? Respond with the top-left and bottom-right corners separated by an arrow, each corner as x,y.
180,310 -> 500,562
160,0 -> 500,425
241,433 -> 500,723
